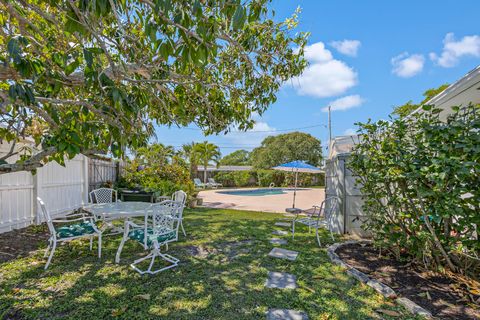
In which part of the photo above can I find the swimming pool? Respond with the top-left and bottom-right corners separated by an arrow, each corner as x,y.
217,188 -> 300,196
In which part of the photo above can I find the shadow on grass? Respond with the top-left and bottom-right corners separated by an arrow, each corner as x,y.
0,208 -> 420,320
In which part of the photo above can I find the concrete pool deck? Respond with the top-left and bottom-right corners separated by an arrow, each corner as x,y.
198,188 -> 325,213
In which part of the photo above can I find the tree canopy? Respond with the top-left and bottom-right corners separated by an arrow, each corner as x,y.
193,141 -> 220,183
0,0 -> 308,173
250,132 -> 322,169
392,84 -> 449,117
219,149 -> 250,166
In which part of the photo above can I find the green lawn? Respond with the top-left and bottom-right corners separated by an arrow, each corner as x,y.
0,208 -> 421,319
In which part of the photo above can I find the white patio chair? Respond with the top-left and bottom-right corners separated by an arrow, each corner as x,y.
115,200 -> 182,274
172,190 -> 187,237
292,196 -> 338,246
208,178 -> 223,188
89,188 -> 118,204
37,197 -> 102,270
89,188 -> 120,234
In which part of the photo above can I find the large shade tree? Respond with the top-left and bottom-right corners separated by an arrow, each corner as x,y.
250,132 -> 322,169
0,0 -> 308,173
193,141 -> 220,183
219,149 -> 250,165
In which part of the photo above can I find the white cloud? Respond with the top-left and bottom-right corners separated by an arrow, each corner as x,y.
291,42 -> 358,98
391,52 -> 425,78
330,40 -> 361,57
303,42 -> 333,62
322,95 -> 365,112
343,128 -> 357,135
430,33 -> 480,67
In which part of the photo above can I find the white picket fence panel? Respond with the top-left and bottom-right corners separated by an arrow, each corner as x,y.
0,142 -> 89,233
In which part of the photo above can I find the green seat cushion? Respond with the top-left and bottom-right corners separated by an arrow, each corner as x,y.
57,222 -> 96,239
129,227 -> 176,247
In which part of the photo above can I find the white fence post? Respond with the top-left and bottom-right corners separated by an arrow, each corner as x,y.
83,155 -> 89,204
33,171 -> 39,224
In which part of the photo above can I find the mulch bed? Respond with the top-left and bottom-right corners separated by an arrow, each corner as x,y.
0,225 -> 50,264
336,242 -> 480,320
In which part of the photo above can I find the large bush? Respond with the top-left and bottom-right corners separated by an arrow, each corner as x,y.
120,144 -> 194,197
256,169 -> 285,187
350,105 -> 479,276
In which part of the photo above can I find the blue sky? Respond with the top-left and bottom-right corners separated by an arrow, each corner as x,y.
155,0 -> 480,156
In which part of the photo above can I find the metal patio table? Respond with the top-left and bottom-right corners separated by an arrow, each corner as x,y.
83,201 -> 153,235
83,201 -> 152,220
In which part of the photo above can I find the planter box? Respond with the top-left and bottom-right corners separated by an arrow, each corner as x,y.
120,190 -> 155,203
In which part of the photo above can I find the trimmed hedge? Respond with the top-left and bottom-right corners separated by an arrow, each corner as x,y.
214,170 -> 324,188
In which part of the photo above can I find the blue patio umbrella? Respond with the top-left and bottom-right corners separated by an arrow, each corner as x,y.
272,160 -> 323,208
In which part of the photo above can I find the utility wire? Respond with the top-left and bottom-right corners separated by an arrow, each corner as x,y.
179,123 -> 327,133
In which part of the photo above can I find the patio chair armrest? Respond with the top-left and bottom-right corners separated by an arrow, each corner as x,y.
53,217 -> 93,223
124,220 -> 143,229
65,212 -> 93,220
156,199 -> 174,205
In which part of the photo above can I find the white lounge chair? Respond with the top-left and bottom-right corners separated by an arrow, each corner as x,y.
38,197 -> 102,269
208,178 -> 223,188
115,200 -> 182,274
292,197 -> 338,246
194,178 -> 207,188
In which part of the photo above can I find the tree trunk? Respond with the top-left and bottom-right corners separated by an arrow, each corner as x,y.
203,161 -> 207,184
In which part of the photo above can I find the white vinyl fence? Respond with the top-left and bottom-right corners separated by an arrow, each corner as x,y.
0,141 -> 89,233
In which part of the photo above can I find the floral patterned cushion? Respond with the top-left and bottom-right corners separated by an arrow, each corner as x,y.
128,227 -> 176,247
57,222 -> 96,239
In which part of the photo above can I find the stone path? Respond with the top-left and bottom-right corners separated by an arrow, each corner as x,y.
268,248 -> 298,261
272,230 -> 288,236
265,219 -> 307,319
265,271 -> 297,289
269,238 -> 288,245
274,222 -> 291,227
266,309 -> 308,320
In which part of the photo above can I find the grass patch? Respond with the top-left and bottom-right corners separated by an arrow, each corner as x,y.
0,208 -> 421,319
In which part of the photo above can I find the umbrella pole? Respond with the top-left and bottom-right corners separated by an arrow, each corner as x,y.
293,170 -> 298,208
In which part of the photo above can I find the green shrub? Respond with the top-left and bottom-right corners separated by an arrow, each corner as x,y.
256,169 -> 285,187
232,171 -> 253,187
214,171 -> 236,187
350,104 -> 480,276
120,145 -> 194,198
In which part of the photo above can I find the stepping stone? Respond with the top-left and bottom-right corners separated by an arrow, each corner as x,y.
265,271 -> 297,289
269,238 -> 288,245
266,309 -> 308,320
274,222 -> 291,227
268,248 -> 298,261
283,213 -> 296,218
272,230 -> 288,236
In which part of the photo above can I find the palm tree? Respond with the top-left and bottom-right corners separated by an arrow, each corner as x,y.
181,142 -> 199,179
193,141 -> 221,184
134,143 -> 174,165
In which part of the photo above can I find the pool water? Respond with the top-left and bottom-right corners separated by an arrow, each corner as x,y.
217,188 -> 298,196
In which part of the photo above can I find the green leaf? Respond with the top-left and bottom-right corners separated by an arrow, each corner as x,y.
232,5 -> 246,31
65,59 -> 80,75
